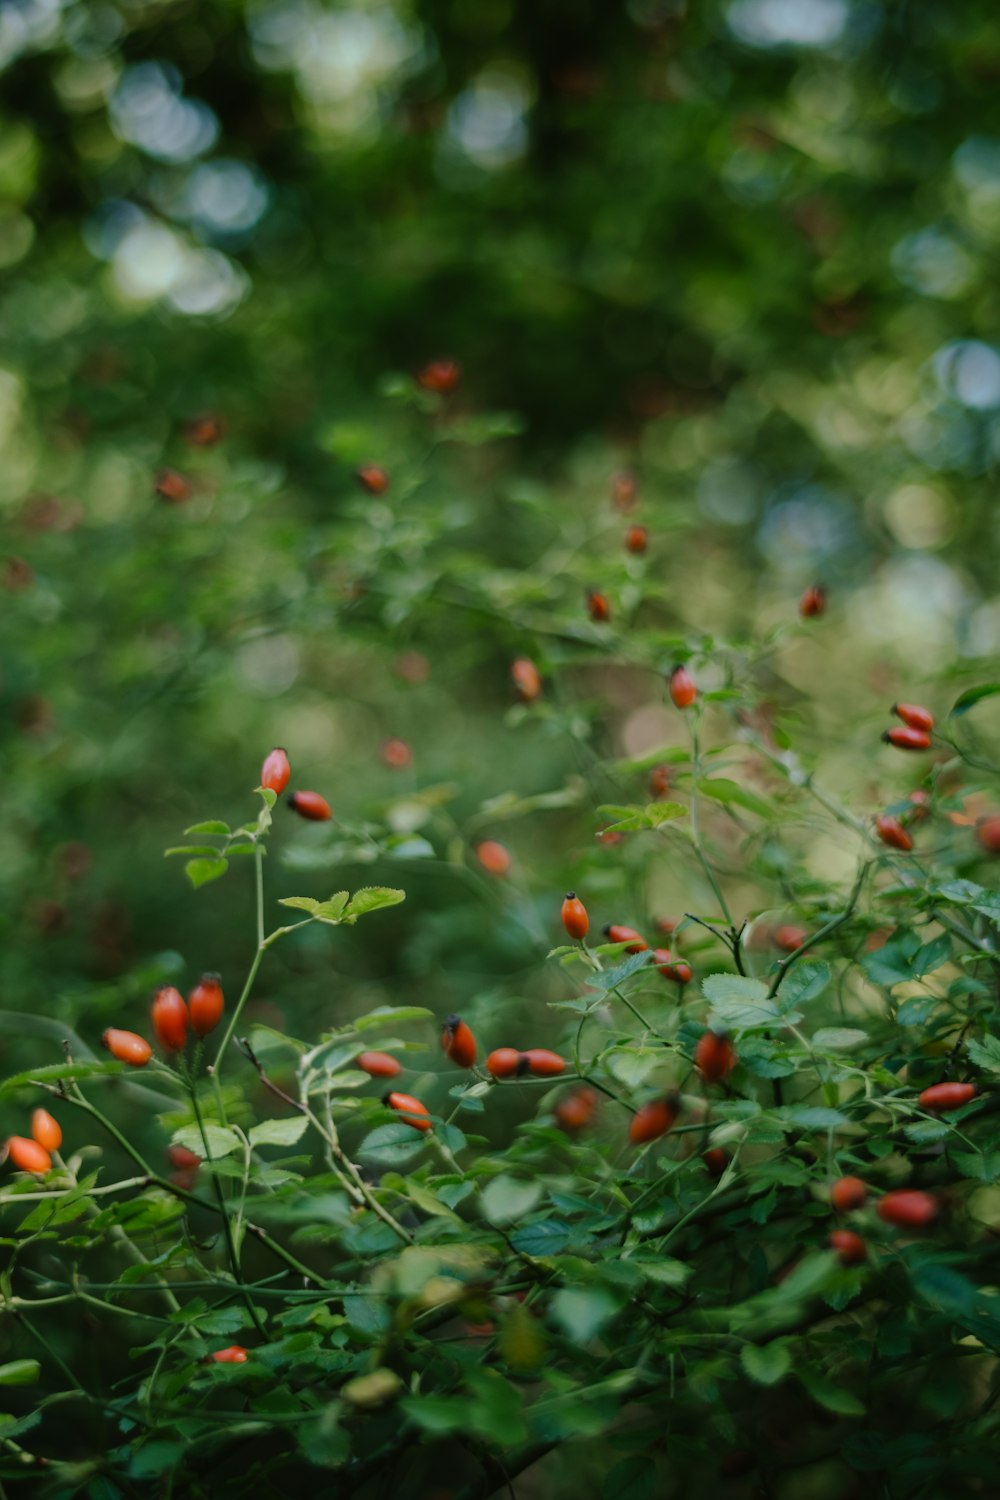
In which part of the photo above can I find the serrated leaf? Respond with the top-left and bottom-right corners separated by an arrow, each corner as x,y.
345,887 -> 406,919
278,896 -> 321,914
185,857 -> 228,889
357,1123 -> 426,1167
702,973 -> 778,1029
185,821 -> 230,836
741,1341 -> 791,1386
967,1035 -> 1000,1074
798,1367 -> 865,1416
785,1106 -> 850,1130
248,1117 -> 309,1148
172,1124 -> 241,1158
0,1059 -> 126,1095
777,961 -> 830,1009
590,948 -> 654,993
353,1006 -> 433,1031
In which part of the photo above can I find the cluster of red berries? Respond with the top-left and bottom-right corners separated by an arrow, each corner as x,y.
101,975 -> 225,1068
881,701 -> 934,753
3,1108 -> 62,1176
560,896 -> 692,986
261,747 -> 333,823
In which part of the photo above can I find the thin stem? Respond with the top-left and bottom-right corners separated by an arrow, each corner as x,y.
689,718 -> 734,925
188,1073 -> 266,1338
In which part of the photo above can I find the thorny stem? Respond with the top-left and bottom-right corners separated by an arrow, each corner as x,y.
239,1037 -> 413,1244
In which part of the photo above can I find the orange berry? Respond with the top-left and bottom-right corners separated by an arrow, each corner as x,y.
892,702 -> 934,732
511,658 -> 542,703
6,1136 -> 52,1175
799,584 -> 826,618
167,1144 -> 202,1171
554,1087 -> 598,1133
486,1048 -> 523,1080
774,924 -> 808,953
830,1176 -> 867,1212
155,468 -> 191,504
417,358 -> 461,393
669,665 -> 696,709
151,985 -> 188,1052
648,764 -> 672,798
476,840 -> 512,877
441,1016 -> 477,1069
357,1051 -> 402,1079
625,525 -> 648,554
703,1147 -> 728,1177
521,1048 -> 566,1077
188,974 -> 224,1038
102,1028 -> 152,1067
210,1346 -> 249,1364
288,790 -> 332,821
694,1029 -> 736,1084
882,726 -> 931,751
381,737 -> 413,769
586,589 -> 611,623
875,815 -> 913,852
356,464 -> 389,494
629,1095 -> 679,1144
918,1081 -> 976,1112
610,471 -> 638,511
260,747 -> 291,795
876,1190 -> 938,1228
31,1109 -> 62,1152
976,816 -> 1000,854
652,949 -> 691,984
185,414 -> 224,447
386,1091 -> 432,1131
561,893 -> 589,941
829,1229 -> 867,1266
603,924 -> 647,953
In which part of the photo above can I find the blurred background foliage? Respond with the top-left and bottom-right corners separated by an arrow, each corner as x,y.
2,0 -> 1000,1102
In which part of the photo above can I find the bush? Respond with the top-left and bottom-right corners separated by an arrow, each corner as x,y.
4,404 -> 1000,1495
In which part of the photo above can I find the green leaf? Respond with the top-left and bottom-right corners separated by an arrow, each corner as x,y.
278,896 -> 321,914
912,934 -> 951,977
812,1028 -> 869,1050
357,1123 -> 426,1168
345,886 -> 406,919
185,857 -> 228,889
550,1286 -> 621,1343
0,1059 -> 127,1095
777,961 -> 830,1008
248,1117 -> 309,1149
785,1106 -> 850,1130
698,778 -> 773,818
0,1360 -> 40,1386
602,1456 -> 657,1500
171,1125 -> 241,1158
740,1341 -> 791,1386
798,1366 -> 865,1416
967,1035 -> 1000,1074
702,973 -> 779,1030
950,683 -> 1000,715
481,1175 -> 543,1225
353,1006 -> 433,1031
589,949 -> 653,992
185,821 -> 231,836
596,802 -> 687,833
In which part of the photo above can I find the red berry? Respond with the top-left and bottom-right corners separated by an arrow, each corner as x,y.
260,747 -> 291,795
476,840 -> 512,877
648,764 -> 672,798
521,1048 -> 566,1077
386,1091 -> 432,1131
882,726 -> 932,751
604,924 -> 648,953
185,414 -> 224,447
829,1229 -> 867,1266
441,1015 -> 477,1069
875,815 -> 913,852
381,737 -> 413,769
151,986 -> 188,1053
799,584 -> 826,618
486,1048 -> 523,1080
31,1109 -> 62,1152
357,1051 -> 402,1079
703,1147 -> 728,1177
669,665 -> 696,710
188,974 -> 224,1038
102,1028 -> 152,1067
976,816 -> 1000,854
893,702 -> 935,732
6,1136 -> 52,1175
774,924 -> 808,953
652,949 -> 692,984
586,590 -> 611,623
356,464 -> 389,494
167,1144 -> 202,1171
876,1190 -> 938,1228
555,1087 -> 598,1133
155,468 -> 191,504
629,1094 -> 679,1144
695,1029 -> 736,1084
625,525 -> 648,555
830,1176 -> 867,1212
918,1081 -> 976,1113
511,658 -> 542,703
210,1346 -> 249,1364
611,472 -> 638,512
288,790 -> 332,821
417,358 -> 461,393
561,893 -> 589,941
